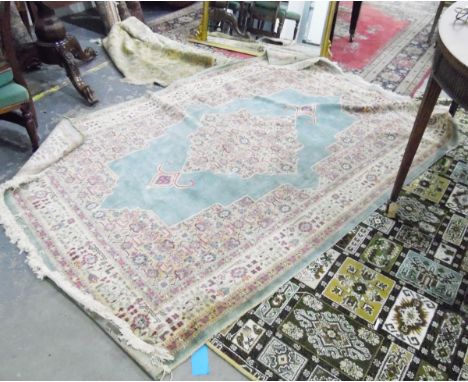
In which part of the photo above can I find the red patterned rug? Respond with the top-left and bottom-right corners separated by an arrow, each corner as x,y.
331,2 -> 437,95
331,3 -> 409,71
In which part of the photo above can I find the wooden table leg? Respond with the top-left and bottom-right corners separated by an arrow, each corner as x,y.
349,1 -> 362,42
387,75 -> 441,217
58,43 -> 97,105
449,101 -> 458,116
33,2 -> 98,105
427,1 -> 445,43
329,1 -> 340,43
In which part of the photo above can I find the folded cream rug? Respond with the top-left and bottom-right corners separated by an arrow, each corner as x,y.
103,17 -> 227,86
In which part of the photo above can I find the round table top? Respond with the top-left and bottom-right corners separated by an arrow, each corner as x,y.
439,1 -> 468,68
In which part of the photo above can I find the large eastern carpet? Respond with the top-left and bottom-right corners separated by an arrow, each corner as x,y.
0,58 -> 455,377
204,3 -> 468,380
209,131 -> 468,381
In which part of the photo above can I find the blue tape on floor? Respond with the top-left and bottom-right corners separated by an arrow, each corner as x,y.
191,345 -> 210,376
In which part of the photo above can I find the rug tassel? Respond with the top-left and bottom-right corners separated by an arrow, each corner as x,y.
151,352 -> 172,379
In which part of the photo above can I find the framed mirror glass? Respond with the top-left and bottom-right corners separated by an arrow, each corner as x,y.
190,1 -> 336,59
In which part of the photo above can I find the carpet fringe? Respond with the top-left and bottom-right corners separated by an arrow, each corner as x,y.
0,174 -> 174,375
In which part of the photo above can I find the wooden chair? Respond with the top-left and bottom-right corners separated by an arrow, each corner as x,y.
247,1 -> 282,37
247,1 -> 301,39
277,2 -> 301,40
0,2 -> 39,151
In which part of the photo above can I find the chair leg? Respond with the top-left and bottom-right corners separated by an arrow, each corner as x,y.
277,16 -> 285,37
449,100 -> 458,117
21,102 -> 39,151
293,20 -> 298,40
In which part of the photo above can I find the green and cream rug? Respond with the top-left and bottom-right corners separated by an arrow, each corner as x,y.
0,58 -> 458,378
209,114 -> 468,380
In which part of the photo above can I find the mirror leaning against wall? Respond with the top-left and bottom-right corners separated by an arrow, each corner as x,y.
189,1 -> 337,59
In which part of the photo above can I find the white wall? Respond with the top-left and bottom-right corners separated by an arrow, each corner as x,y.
305,0 -> 330,45
279,1 -> 306,40
279,1 -> 331,45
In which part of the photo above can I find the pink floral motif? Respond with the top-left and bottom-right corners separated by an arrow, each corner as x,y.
183,109 -> 302,178
296,105 -> 317,124
149,165 -> 194,189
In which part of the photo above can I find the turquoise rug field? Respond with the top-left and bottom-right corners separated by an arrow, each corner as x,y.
104,91 -> 352,225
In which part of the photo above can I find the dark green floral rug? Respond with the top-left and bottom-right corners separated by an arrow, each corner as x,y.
209,110 -> 468,381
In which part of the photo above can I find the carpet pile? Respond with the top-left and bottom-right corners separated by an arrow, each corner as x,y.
0,58 -> 455,377
209,133 -> 468,380
205,3 -> 468,380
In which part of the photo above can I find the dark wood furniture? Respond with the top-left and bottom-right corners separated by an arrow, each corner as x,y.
32,1 -> 98,105
427,1 -> 448,42
388,1 -> 468,216
330,1 -> 363,43
0,2 -> 39,151
247,2 -> 282,37
13,1 -> 98,105
209,1 -> 249,37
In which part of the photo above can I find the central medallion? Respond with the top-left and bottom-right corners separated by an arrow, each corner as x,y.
183,109 -> 303,179
103,91 -> 354,225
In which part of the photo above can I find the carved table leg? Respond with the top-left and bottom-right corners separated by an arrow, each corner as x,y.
209,4 -> 251,38
58,46 -> 97,105
67,35 -> 97,63
33,1 -> 98,105
20,102 -> 39,151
